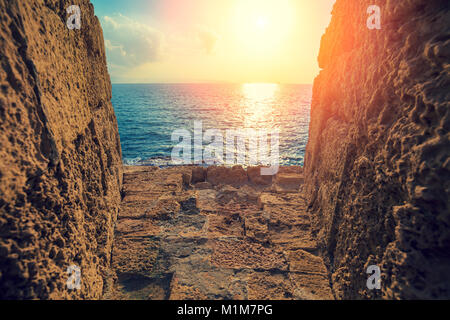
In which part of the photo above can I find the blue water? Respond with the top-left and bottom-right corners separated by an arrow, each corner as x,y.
112,83 -> 311,167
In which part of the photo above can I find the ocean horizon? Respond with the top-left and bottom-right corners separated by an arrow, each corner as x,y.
112,83 -> 312,167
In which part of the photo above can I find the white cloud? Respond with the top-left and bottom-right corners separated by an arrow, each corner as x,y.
101,14 -> 165,68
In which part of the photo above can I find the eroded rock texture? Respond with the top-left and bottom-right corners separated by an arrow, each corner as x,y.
0,0 -> 122,299
304,0 -> 450,299
105,166 -> 333,300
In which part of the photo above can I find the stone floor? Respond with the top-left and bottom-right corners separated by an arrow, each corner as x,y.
103,166 -> 334,300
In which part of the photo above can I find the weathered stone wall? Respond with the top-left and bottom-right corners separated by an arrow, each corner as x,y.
0,0 -> 122,299
304,0 -> 450,299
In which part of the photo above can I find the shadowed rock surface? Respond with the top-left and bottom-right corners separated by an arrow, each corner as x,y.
104,166 -> 333,300
0,0 -> 122,299
304,0 -> 450,299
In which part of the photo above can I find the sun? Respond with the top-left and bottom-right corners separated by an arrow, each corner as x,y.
232,0 -> 295,57
256,16 -> 268,29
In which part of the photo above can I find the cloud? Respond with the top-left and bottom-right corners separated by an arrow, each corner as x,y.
101,14 -> 165,68
197,27 -> 219,55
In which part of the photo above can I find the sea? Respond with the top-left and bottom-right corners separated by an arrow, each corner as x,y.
112,83 -> 311,167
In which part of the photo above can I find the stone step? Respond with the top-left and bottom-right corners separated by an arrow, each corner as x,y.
105,166 -> 334,300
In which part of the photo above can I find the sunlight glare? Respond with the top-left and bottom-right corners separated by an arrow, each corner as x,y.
256,16 -> 268,29
242,83 -> 279,126
243,83 -> 278,102
232,0 -> 295,57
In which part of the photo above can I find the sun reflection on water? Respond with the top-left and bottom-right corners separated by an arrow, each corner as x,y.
242,83 -> 278,101
241,83 -> 279,127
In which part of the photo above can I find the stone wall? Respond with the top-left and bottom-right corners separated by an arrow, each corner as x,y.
0,0 -> 122,299
304,0 -> 450,299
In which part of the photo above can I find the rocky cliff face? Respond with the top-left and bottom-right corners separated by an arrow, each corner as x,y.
0,0 -> 122,299
304,0 -> 450,299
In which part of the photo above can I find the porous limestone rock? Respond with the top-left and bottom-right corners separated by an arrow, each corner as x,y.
206,165 -> 248,187
196,189 -> 218,212
106,166 -> 333,300
194,181 -> 212,190
191,167 -> 206,184
274,173 -> 304,191
304,0 -> 450,299
0,0 -> 122,299
247,166 -> 273,185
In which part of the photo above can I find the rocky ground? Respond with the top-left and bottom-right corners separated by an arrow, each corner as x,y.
103,165 -> 334,300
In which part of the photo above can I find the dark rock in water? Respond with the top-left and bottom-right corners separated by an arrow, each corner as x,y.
304,0 -> 450,299
0,0 -> 122,299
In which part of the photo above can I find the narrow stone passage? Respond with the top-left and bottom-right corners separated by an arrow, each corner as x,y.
104,166 -> 333,300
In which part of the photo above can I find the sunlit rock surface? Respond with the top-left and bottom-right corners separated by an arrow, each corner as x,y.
304,0 -> 450,299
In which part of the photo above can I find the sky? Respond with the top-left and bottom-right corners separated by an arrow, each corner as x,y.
91,0 -> 336,84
